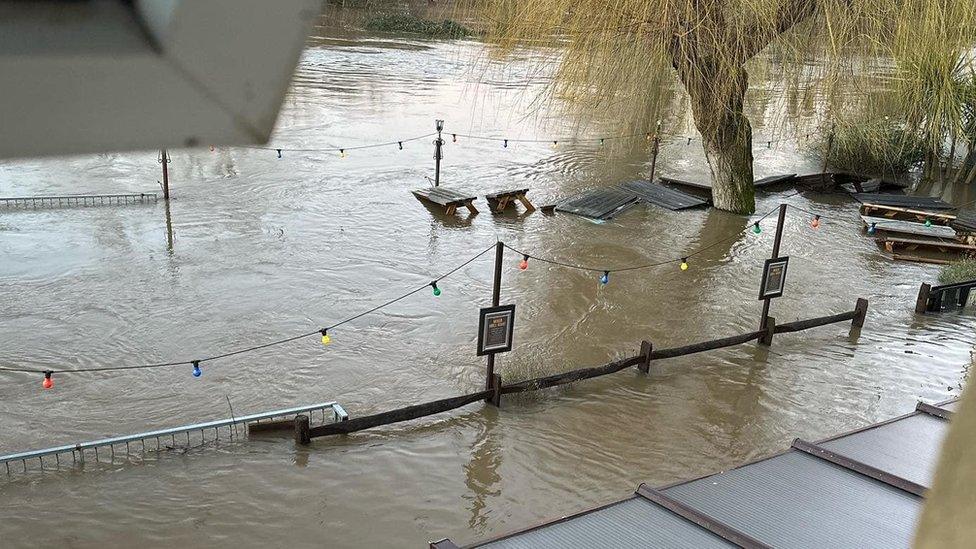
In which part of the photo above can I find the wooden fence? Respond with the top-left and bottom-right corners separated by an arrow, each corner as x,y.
297,298 -> 868,443
916,280 -> 976,313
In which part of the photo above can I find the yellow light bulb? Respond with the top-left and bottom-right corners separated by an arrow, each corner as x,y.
321,333 -> 331,345
680,260 -> 689,271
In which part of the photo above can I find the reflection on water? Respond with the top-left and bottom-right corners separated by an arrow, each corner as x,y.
0,15 -> 973,549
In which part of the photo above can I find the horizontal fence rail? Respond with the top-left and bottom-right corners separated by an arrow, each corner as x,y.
304,300 -> 867,442
2,401 -> 347,474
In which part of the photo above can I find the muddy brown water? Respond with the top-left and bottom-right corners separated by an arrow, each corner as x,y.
0,22 -> 973,549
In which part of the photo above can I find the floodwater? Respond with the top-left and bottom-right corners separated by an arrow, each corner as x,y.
1,18 -> 974,549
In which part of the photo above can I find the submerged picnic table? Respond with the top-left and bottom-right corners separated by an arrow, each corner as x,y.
412,187 -> 479,215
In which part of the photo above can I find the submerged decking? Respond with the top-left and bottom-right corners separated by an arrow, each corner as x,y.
434,399 -> 956,549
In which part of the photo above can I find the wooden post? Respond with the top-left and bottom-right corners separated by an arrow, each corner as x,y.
489,374 -> 502,406
648,120 -> 661,183
759,317 -> 776,346
915,283 -> 932,314
822,125 -> 835,176
434,119 -> 444,187
160,149 -> 170,200
638,340 -> 653,374
759,203 -> 788,343
486,241 -> 504,405
294,414 -> 310,445
850,298 -> 868,337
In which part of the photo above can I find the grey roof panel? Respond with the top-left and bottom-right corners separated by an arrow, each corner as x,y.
821,413 -> 948,487
663,450 -> 922,549
480,497 -> 736,549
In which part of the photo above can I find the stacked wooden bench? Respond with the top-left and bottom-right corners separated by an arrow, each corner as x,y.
485,188 -> 534,213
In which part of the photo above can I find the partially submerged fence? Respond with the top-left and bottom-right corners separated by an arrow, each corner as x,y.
2,401 -> 347,475
916,279 -> 976,313
0,192 -> 158,209
297,299 -> 868,443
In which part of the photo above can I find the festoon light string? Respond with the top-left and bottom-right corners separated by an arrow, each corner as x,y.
216,121 -> 797,159
0,244 -> 497,387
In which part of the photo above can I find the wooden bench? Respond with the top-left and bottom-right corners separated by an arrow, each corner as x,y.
860,203 -> 956,225
485,188 -> 534,213
412,187 -> 479,215
879,236 -> 976,254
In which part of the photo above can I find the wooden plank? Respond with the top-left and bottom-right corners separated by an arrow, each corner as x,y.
950,210 -> 976,233
412,187 -> 477,207
880,237 -> 976,252
853,193 -> 955,210
555,187 -> 640,220
659,176 -> 711,192
308,390 -> 492,438
891,253 -> 953,265
485,188 -> 530,200
861,215 -> 957,239
860,203 -> 955,224
617,180 -> 709,210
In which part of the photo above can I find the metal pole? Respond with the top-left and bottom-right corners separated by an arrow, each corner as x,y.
434,119 -> 444,187
759,203 -> 788,335
648,120 -> 661,183
161,149 -> 170,200
486,241 -> 504,403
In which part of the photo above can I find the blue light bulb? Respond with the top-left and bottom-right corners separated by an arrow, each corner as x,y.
192,362 -> 201,377
867,223 -> 877,235
600,271 -> 610,285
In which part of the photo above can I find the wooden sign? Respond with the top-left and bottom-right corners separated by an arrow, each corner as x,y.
477,304 -> 515,356
759,256 -> 789,300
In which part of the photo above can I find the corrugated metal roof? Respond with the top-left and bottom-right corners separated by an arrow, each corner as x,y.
663,451 -> 921,548
820,413 -> 947,488
448,399 -> 955,549
480,497 -> 736,549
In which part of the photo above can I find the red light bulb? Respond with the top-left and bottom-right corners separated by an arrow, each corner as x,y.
42,371 -> 53,390
811,215 -> 821,229
519,255 -> 529,270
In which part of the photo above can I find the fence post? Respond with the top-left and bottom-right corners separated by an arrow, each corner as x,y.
638,340 -> 653,373
434,119 -> 444,187
915,283 -> 931,314
758,317 -> 776,346
850,298 -> 869,337
294,414 -> 310,445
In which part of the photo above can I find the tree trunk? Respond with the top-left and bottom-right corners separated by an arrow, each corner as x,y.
678,62 -> 756,214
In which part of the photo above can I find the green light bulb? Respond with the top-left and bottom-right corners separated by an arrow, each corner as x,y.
924,219 -> 932,227
752,223 -> 762,234
431,282 -> 441,296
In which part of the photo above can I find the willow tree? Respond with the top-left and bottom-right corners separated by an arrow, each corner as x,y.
477,0 -> 976,213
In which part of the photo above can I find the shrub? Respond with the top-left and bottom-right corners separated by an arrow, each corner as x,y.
824,118 -> 925,176
363,14 -> 472,38
938,259 -> 976,284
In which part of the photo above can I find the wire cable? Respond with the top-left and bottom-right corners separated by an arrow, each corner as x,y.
0,244 -> 496,376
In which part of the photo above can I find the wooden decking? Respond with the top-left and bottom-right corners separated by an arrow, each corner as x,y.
852,193 -> 954,210
618,180 -> 709,211
412,187 -> 479,215
485,189 -> 534,213
861,215 -> 957,239
859,203 -> 955,225
555,187 -> 641,220
880,236 -> 976,254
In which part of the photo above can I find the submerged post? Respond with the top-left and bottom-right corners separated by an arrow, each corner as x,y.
486,241 -> 504,405
638,340 -> 653,374
434,119 -> 444,187
648,120 -> 661,183
850,298 -> 869,338
916,283 -> 932,314
160,149 -> 170,200
759,203 -> 788,345
294,414 -> 310,445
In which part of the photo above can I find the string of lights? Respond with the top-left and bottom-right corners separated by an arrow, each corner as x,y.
0,243 -> 497,385
217,123 -> 806,159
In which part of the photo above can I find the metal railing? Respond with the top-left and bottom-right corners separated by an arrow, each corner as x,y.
1,400 -> 348,474
0,192 -> 158,209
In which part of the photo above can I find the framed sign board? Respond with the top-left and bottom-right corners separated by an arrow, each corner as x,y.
759,257 -> 790,300
477,304 -> 516,356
